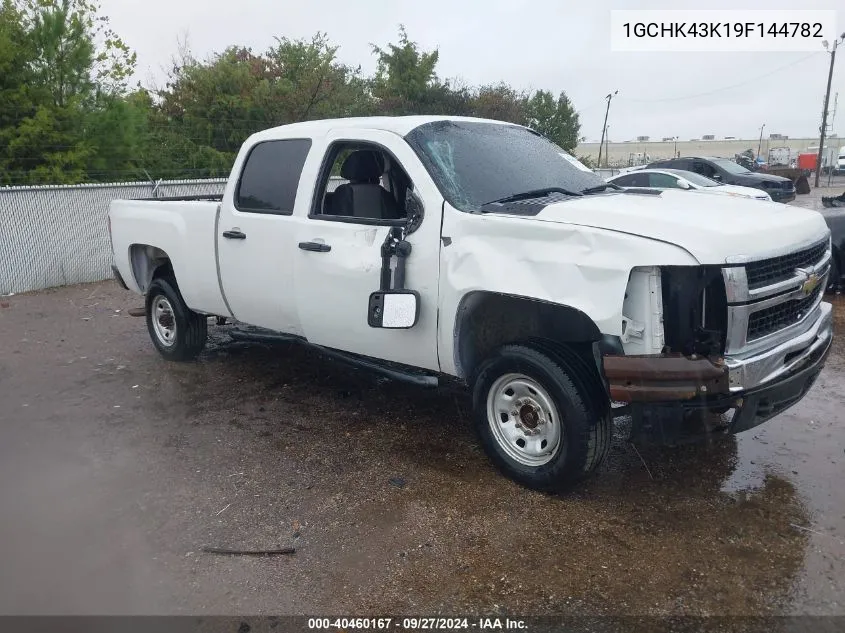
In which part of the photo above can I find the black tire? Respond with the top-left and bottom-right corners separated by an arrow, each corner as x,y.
145,277 -> 207,361
471,344 -> 611,492
827,251 -> 840,294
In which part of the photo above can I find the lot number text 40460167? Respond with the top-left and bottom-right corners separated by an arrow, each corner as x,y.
307,617 -> 527,630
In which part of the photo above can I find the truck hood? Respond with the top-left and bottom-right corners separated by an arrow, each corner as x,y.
530,190 -> 829,264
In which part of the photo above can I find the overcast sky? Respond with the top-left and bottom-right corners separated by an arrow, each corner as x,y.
99,0 -> 843,142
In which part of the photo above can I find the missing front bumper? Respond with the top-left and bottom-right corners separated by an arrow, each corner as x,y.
626,333 -> 831,443
604,302 -> 833,403
603,354 -> 730,402
603,303 -> 833,440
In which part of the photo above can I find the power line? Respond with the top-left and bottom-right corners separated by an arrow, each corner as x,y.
624,52 -> 822,104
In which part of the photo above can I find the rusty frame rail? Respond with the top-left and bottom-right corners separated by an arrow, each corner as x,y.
603,354 -> 730,402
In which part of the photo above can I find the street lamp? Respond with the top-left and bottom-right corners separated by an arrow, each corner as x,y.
815,32 -> 845,187
597,90 -> 618,168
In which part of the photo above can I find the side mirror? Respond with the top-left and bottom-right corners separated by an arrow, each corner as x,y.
404,188 -> 424,235
676,180 -> 692,190
368,290 -> 420,329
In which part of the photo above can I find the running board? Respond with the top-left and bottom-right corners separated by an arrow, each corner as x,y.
228,326 -> 439,388
229,327 -> 303,344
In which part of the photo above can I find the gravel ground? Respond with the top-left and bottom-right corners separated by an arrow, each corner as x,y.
0,281 -> 843,618
788,175 -> 845,212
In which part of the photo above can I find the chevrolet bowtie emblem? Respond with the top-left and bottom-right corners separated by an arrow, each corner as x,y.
799,270 -> 822,296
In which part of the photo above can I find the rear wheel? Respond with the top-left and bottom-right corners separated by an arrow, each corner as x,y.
145,277 -> 207,361
472,344 -> 611,492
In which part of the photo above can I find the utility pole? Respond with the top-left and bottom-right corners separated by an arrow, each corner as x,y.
597,90 -> 618,168
757,124 -> 765,160
815,33 -> 844,188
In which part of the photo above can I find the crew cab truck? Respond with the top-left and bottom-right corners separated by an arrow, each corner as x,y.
108,116 -> 834,491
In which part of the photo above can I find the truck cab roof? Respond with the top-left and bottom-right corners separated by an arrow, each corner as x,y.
248,115 -> 514,143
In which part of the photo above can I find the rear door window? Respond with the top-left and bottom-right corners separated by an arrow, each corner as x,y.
235,139 -> 312,214
692,161 -> 717,179
611,174 -> 637,187
616,172 -> 649,187
648,173 -> 680,188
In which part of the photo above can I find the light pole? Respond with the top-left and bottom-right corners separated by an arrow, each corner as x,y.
757,124 -> 765,160
597,90 -> 618,168
673,136 -> 678,158
815,33 -> 845,188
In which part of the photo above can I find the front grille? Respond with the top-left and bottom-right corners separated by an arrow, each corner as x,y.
747,284 -> 823,341
745,239 -> 828,289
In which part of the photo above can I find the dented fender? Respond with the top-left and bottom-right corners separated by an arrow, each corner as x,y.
436,202 -> 699,377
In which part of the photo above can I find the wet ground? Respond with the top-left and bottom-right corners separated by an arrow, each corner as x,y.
0,282 -> 843,617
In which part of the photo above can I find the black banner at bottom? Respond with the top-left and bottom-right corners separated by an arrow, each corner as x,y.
0,617 -> 843,633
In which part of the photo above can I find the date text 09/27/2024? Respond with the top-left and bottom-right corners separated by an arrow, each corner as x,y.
307,618 -> 527,630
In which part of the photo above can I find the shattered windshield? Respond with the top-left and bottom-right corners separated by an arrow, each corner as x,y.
405,120 -> 605,212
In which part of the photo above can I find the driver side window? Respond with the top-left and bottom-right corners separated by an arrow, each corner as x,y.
312,142 -> 413,223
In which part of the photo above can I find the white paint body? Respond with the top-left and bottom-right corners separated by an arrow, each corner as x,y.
108,116 -> 831,379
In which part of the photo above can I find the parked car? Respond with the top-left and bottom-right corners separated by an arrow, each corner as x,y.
607,168 -> 772,201
647,156 -> 796,203
819,205 -> 845,291
107,116 -> 834,492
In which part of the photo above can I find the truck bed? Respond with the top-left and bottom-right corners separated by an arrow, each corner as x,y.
108,199 -> 229,316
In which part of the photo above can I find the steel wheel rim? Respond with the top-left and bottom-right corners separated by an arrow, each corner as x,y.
486,373 -> 563,467
152,296 -> 177,347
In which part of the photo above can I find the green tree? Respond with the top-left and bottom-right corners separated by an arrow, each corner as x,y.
470,83 -> 528,124
525,89 -> 580,152
1,6 -> 587,185
1,0 -> 139,183
21,0 -> 136,105
0,0 -> 36,182
266,32 -> 371,121
371,25 -> 438,111
370,25 -> 469,115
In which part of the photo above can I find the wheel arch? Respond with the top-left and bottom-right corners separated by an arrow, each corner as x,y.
129,244 -> 175,293
453,291 -> 604,382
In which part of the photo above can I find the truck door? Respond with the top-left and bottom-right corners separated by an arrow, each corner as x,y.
217,138 -> 311,334
294,129 -> 442,372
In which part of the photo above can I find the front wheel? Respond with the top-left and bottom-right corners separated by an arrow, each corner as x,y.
472,344 -> 611,492
145,277 -> 208,361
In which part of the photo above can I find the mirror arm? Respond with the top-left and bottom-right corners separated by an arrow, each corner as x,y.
393,240 -> 412,290
379,228 -> 399,291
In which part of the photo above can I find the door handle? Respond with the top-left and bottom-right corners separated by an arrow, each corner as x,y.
298,241 -> 331,253
222,229 -> 246,240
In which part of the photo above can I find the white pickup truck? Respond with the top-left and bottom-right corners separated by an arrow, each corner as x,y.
108,116 -> 834,491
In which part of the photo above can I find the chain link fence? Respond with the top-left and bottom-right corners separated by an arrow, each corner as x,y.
0,179 -> 227,295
